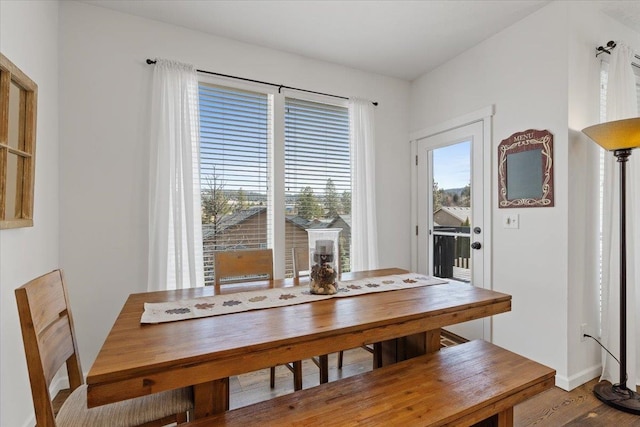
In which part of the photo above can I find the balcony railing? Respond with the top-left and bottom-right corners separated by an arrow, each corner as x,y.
433,226 -> 471,282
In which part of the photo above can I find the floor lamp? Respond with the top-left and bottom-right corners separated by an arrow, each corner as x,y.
583,117 -> 640,415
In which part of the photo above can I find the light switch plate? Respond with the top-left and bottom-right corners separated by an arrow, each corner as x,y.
503,213 -> 519,229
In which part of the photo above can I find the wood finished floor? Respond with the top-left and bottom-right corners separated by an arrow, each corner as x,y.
53,344 -> 640,426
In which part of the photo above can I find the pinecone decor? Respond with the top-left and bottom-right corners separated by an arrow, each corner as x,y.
310,262 -> 338,295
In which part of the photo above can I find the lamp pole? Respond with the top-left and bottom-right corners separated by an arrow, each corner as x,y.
616,148 -> 630,390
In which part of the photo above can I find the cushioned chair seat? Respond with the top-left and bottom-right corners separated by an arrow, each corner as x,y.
56,385 -> 193,427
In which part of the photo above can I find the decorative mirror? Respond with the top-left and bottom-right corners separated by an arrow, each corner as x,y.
498,129 -> 554,208
1,53 -> 38,229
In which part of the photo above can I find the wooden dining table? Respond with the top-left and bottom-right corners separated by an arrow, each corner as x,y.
86,268 -> 512,419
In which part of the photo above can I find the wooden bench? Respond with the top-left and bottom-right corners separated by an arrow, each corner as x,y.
184,340 -> 555,426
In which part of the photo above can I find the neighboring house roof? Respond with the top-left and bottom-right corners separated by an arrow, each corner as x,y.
204,207 -> 352,240
330,214 -> 351,229
308,220 -> 331,229
217,206 -> 266,232
203,206 -> 267,240
287,215 -> 314,230
437,206 -> 471,223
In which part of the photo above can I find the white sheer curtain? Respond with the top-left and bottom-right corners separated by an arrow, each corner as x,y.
148,59 -> 204,291
600,43 -> 639,388
349,99 -> 379,271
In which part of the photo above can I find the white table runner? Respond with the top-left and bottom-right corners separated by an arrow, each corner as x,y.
141,273 -> 447,324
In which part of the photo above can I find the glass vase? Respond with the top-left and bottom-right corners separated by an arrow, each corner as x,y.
307,228 -> 341,295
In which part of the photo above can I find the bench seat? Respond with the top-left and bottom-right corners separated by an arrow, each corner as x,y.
186,339 -> 555,426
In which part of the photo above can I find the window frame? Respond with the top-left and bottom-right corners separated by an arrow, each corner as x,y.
283,94 -> 351,276
0,53 -> 38,230
196,76 -> 351,279
280,90 -> 350,279
198,80 -> 274,284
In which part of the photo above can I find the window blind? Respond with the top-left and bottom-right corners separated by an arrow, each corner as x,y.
284,98 -> 351,277
199,83 -> 271,284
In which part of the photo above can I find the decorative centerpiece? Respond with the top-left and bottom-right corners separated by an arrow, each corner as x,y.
307,229 -> 342,295
310,240 -> 338,294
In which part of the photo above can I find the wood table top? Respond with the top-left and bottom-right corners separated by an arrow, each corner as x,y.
86,268 -> 511,408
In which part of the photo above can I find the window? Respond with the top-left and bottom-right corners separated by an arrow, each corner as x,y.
198,84 -> 271,285
597,60 -> 640,330
0,53 -> 37,229
198,82 -> 352,283
284,98 -> 351,276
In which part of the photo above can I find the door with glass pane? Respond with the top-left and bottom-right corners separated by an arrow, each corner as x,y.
416,121 -> 486,340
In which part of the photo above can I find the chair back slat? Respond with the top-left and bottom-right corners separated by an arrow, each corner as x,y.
214,249 -> 273,286
15,269 -> 84,427
40,315 -> 76,384
292,247 -> 310,278
25,270 -> 68,335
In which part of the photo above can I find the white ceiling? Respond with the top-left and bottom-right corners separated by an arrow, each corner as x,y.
81,0 -> 640,81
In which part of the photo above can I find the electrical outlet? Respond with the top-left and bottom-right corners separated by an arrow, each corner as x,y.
581,323 -> 587,342
503,213 -> 519,229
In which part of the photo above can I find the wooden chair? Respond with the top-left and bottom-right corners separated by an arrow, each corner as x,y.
293,247 -> 380,372
214,249 -> 303,391
292,246 -> 310,283
214,248 -> 274,288
15,269 -> 193,427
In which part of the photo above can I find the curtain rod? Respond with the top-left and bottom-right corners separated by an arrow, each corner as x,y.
596,41 -> 640,69
146,59 -> 378,106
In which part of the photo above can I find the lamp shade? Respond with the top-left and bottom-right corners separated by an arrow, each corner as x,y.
582,117 -> 640,151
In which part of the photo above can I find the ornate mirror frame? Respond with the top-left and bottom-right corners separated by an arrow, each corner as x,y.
498,129 -> 554,208
0,53 -> 38,229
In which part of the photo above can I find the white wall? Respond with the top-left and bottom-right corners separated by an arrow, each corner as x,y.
0,1 -> 60,426
58,1 -> 411,374
410,0 -> 640,390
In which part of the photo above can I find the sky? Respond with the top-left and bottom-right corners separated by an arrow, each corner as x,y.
433,140 -> 471,190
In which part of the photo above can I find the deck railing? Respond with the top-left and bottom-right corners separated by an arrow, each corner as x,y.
433,226 -> 471,280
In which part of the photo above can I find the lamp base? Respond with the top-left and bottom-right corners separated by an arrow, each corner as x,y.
593,380 -> 640,415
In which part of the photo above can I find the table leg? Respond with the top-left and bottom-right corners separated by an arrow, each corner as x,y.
372,343 -> 383,369
293,361 -> 303,391
380,338 -> 399,366
317,355 -> 329,384
379,329 -> 441,366
469,407 -> 513,427
404,332 -> 425,358
193,378 -> 229,419
497,407 -> 514,427
425,328 -> 441,353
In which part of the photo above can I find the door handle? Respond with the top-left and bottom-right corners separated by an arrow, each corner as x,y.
471,242 -> 482,250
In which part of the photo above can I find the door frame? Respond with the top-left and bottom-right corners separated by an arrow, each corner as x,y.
409,106 -> 494,336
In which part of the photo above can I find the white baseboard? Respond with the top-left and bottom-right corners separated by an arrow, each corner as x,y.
555,364 -> 602,391
20,413 -> 35,427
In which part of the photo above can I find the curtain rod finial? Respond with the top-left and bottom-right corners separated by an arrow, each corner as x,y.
596,41 -> 617,57
146,59 -> 156,65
